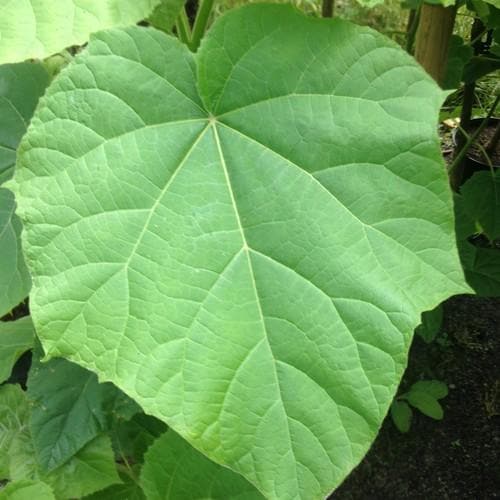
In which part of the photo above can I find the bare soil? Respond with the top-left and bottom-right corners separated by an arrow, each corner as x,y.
331,295 -> 500,500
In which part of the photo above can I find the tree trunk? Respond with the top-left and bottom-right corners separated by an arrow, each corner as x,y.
414,4 -> 457,86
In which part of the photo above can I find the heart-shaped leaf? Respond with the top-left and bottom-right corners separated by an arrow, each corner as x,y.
11,5 -> 468,498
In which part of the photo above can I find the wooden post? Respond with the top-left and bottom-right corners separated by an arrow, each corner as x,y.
414,4 -> 457,86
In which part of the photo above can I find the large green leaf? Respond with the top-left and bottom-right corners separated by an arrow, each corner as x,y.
11,5 -> 468,498
27,354 -> 135,471
141,431 -> 263,499
0,316 -> 35,383
0,189 -> 31,317
0,0 -> 162,64
0,63 -> 49,184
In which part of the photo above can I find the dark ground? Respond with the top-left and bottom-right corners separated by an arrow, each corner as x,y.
330,295 -> 500,500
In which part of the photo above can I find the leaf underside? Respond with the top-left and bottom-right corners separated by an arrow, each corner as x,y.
12,5 -> 468,498
0,0 -> 161,64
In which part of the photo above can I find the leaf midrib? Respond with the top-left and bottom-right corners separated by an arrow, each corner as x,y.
211,122 -> 301,495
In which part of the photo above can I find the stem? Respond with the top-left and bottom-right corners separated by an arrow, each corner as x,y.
405,7 -> 420,55
175,8 -> 192,46
448,95 -> 500,175
449,17 -> 486,190
322,0 -> 334,17
190,0 -> 215,52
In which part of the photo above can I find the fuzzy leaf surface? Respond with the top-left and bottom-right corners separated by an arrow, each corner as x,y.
0,0 -> 161,64
12,5 -> 468,498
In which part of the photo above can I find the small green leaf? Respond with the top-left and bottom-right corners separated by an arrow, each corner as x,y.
407,391 -> 444,420
410,380 -> 448,399
0,317 -> 35,383
0,480 -> 55,500
454,192 -> 500,296
141,431 -> 264,499
0,0 -> 162,64
415,304 -> 443,343
148,0 -> 187,33
28,354 -> 137,472
390,400 -> 412,433
461,171 -> 500,242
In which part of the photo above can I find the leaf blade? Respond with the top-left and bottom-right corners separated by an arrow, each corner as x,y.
12,6 -> 469,498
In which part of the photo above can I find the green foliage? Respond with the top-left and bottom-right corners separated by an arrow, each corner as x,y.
444,36 -> 474,90
415,304 -> 444,343
390,400 -> 412,432
148,0 -> 187,33
27,353 -> 138,472
0,316 -> 34,383
461,170 -> 500,241
455,172 -> 500,296
0,189 -> 31,317
0,63 -> 49,184
141,431 -> 264,499
354,0 -> 386,8
0,382 -> 121,497
0,480 -> 55,500
0,62 -> 48,318
85,468 -> 146,500
9,4 -> 468,497
111,413 -> 167,464
0,0 -> 162,64
391,380 -> 449,432
0,384 -> 29,480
